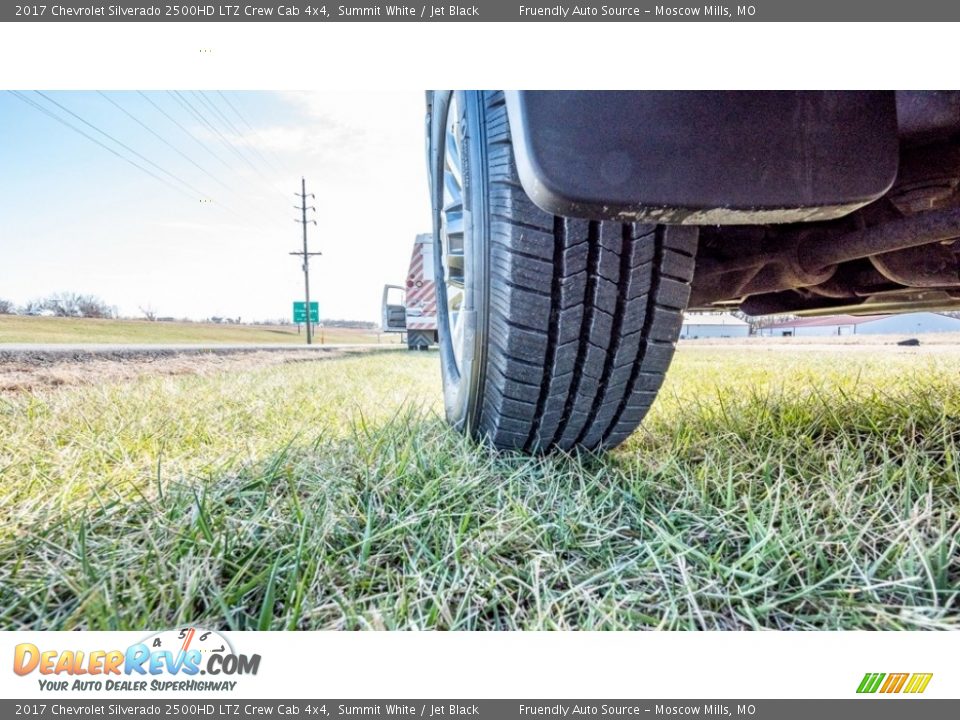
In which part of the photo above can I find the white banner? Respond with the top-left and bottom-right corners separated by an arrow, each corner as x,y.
0,631 -> 953,699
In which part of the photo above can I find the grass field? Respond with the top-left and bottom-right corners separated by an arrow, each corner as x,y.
1,345 -> 958,630
0,315 -> 398,345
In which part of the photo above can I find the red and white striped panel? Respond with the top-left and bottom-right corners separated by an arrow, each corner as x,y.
405,242 -> 437,330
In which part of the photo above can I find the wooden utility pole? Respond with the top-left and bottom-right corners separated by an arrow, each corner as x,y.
290,177 -> 321,344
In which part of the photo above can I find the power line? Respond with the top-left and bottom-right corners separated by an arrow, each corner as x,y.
35,91 -> 209,201
144,91 -> 284,229
167,91 -> 244,172
217,91 -> 260,134
97,91 -> 235,194
208,90 -> 280,173
194,90 -> 271,174
140,91 -> 237,171
172,90 -> 292,206
216,90 -> 295,178
7,91 -> 196,201
14,91 -> 277,234
95,91 -> 280,231
193,91 -> 290,199
196,92 -> 256,158
178,91 -> 290,205
175,91 -> 266,178
209,91 -> 285,176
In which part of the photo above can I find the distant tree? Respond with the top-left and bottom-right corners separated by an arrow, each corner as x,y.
44,293 -> 76,317
21,299 -> 45,316
139,304 -> 158,321
42,292 -> 77,317
0,298 -> 15,315
38,292 -> 115,318
75,295 -> 115,319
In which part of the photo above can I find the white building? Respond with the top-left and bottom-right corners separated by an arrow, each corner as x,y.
758,312 -> 960,337
680,312 -> 751,339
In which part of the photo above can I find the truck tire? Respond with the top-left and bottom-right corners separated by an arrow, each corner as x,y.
431,91 -> 697,452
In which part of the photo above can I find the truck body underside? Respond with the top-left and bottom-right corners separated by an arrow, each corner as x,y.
504,90 -> 960,316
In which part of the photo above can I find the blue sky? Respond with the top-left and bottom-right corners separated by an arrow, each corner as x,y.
0,90 -> 430,322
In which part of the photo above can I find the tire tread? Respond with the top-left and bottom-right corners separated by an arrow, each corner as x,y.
475,91 -> 697,451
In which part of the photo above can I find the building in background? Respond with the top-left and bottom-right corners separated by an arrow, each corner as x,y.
757,312 -> 960,337
680,312 -> 751,339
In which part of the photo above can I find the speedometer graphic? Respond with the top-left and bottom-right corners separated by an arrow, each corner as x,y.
140,627 -> 234,658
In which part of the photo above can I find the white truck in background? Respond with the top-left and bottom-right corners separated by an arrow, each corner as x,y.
381,233 -> 438,350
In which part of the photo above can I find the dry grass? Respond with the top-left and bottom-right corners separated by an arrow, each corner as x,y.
0,348 -> 389,393
0,315 -> 399,345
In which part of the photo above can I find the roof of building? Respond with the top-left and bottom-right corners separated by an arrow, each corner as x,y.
761,314 -> 893,329
682,312 -> 749,327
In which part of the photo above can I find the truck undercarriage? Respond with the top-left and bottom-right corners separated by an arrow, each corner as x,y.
692,134 -> 960,316
507,90 -> 960,318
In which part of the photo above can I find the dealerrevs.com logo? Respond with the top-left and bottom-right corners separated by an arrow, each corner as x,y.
857,672 -> 933,695
13,627 -> 261,693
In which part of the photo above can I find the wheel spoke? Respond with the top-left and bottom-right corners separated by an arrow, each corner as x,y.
438,93 -> 469,372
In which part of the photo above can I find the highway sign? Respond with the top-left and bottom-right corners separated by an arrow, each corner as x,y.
293,301 -> 319,323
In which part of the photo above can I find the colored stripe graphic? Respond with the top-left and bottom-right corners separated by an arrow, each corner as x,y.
880,673 -> 908,693
857,672 -> 932,694
904,674 -> 934,694
857,673 -> 885,693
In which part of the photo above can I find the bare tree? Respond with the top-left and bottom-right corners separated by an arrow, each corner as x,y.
21,299 -> 45,316
38,292 -> 115,319
0,298 -> 15,315
139,304 -> 158,321
75,294 -> 115,319
42,292 -> 76,317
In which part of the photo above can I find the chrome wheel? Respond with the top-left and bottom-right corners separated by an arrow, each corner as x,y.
439,93 -> 467,378
431,90 -> 487,435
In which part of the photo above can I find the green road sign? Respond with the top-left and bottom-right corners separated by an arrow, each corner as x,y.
293,301 -> 319,323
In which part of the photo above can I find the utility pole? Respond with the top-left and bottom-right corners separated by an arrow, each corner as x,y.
290,177 -> 321,344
